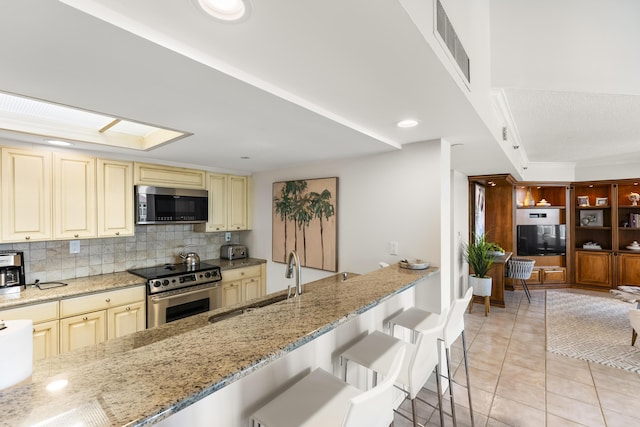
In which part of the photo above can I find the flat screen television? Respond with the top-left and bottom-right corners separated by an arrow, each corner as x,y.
517,224 -> 566,256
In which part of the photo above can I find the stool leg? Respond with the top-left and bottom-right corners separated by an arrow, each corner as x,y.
484,296 -> 490,316
461,330 -> 475,427
521,279 -> 531,303
633,329 -> 638,346
435,363 -> 445,427
444,346 -> 457,426
469,298 -> 473,314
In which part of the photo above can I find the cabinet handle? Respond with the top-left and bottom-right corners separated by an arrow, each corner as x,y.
236,227 -> 240,230
33,328 -> 35,333
126,306 -> 131,311
74,234 -> 79,238
105,298 -> 111,303
115,232 -> 120,236
216,227 -> 220,230
83,316 -> 88,320
25,236 -> 30,240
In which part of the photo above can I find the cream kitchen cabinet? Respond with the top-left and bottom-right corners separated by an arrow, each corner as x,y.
60,310 -> 106,352
195,173 -> 228,232
1,147 -> 52,242
0,301 -> 59,361
97,159 -> 134,237
107,301 -> 145,339
219,264 -> 265,307
59,286 -> 145,353
228,175 -> 248,231
134,162 -> 206,189
53,152 -> 96,239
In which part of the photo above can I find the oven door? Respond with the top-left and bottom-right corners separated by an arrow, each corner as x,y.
147,282 -> 220,328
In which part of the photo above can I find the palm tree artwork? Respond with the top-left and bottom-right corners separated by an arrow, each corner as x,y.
272,177 -> 337,272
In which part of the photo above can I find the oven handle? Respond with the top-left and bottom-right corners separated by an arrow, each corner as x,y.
149,284 -> 218,303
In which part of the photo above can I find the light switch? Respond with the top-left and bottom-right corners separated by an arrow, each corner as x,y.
225,232 -> 231,242
69,240 -> 80,254
389,241 -> 398,256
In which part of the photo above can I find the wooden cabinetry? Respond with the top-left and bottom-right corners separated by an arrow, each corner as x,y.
617,253 -> 640,286
0,301 -> 59,361
1,147 -> 52,242
53,152 -> 96,239
97,159 -> 134,237
219,264 -> 265,308
575,251 -> 613,287
134,162 -> 206,189
60,286 -> 145,353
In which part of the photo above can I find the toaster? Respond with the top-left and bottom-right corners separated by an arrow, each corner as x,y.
220,244 -> 248,260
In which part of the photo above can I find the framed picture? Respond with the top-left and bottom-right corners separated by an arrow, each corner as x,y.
595,197 -> 608,206
577,195 -> 589,207
579,209 -> 603,227
272,177 -> 338,272
474,183 -> 485,237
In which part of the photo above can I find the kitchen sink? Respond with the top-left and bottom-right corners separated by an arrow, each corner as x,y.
208,293 -> 290,323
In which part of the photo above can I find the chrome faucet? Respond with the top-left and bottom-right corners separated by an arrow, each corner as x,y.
285,250 -> 302,298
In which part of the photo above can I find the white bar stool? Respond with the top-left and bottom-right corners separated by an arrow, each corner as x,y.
250,345 -> 406,427
339,322 -> 446,427
387,287 -> 475,427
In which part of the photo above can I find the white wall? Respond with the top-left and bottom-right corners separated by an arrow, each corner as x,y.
245,140 -> 449,312
451,169 -> 470,299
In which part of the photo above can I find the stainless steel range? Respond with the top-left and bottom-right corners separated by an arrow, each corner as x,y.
128,263 -> 222,328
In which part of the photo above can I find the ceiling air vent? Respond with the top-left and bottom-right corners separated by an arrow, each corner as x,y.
436,0 -> 470,84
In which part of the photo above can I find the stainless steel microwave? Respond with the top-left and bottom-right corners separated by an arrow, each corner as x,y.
135,186 -> 208,224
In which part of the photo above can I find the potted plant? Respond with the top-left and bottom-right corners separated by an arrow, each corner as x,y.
463,233 -> 497,315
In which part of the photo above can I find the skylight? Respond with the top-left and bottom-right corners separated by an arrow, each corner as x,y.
0,92 -> 190,150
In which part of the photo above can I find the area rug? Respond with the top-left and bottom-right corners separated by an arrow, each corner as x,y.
546,290 -> 640,372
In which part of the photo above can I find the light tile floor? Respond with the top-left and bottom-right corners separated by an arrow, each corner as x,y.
394,288 -> 640,427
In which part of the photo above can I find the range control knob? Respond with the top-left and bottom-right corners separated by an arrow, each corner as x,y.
205,271 -> 211,278
152,280 -> 161,288
162,279 -> 170,286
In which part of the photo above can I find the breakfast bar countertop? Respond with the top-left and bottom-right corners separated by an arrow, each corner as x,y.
0,263 -> 439,427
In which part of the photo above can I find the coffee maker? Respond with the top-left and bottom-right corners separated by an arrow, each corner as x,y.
0,250 -> 25,295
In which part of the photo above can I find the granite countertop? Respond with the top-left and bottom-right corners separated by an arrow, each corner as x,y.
0,258 -> 266,311
0,264 -> 439,427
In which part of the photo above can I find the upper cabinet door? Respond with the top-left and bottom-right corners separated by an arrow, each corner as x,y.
53,152 -> 96,239
97,159 -> 134,237
228,175 -> 247,230
206,173 -> 227,232
1,147 -> 52,242
133,162 -> 206,189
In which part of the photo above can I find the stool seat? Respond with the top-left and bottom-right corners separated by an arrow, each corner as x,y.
251,368 -> 360,427
339,326 -> 444,427
251,345 -> 406,427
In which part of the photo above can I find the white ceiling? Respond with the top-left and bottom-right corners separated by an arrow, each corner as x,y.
0,0 -> 638,176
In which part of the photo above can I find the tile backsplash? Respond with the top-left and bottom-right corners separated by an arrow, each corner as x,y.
0,225 -> 241,284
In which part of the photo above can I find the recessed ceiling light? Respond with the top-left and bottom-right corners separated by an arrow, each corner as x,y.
240,156 -> 250,160
46,139 -> 73,147
197,0 -> 249,21
396,119 -> 418,128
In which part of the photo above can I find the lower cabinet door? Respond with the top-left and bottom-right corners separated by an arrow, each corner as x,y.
33,320 -> 59,361
242,277 -> 263,303
60,310 -> 107,353
221,281 -> 243,307
576,251 -> 612,287
618,253 -> 640,286
107,301 -> 145,339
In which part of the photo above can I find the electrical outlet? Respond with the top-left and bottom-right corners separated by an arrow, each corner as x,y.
69,240 -> 80,254
225,232 -> 231,242
389,241 -> 398,256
